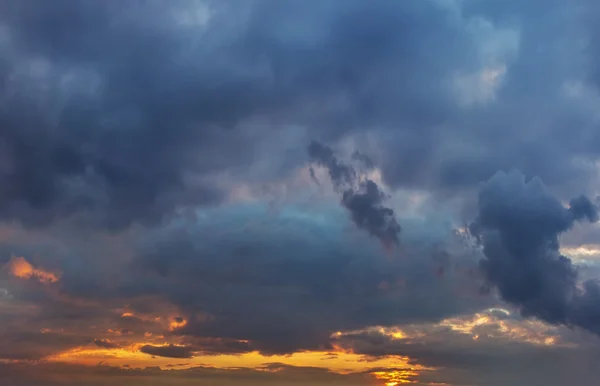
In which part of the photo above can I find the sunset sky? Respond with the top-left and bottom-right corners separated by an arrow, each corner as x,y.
3,1 -> 600,385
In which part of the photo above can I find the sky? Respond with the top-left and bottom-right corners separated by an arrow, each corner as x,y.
2,0 -> 600,385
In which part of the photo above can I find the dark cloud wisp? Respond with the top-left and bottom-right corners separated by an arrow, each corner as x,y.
308,141 -> 401,247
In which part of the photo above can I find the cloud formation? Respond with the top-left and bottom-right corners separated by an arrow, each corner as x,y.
471,170 -> 600,334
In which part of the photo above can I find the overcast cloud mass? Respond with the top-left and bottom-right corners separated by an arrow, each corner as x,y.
2,1 -> 600,385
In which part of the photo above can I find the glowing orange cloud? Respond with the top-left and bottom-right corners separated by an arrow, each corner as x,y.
6,256 -> 59,284
169,316 -> 187,331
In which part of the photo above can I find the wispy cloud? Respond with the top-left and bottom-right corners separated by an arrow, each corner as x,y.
5,256 -> 59,284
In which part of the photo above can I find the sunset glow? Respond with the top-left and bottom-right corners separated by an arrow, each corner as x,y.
46,345 -> 424,375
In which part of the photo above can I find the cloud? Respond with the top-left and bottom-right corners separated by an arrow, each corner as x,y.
470,170 -> 600,335
569,195 -> 599,223
5,256 -> 59,284
334,311 -> 600,386
125,204 -> 485,354
0,204 -> 485,360
2,1 -> 600,385
0,0 -> 461,229
0,329 -> 90,361
308,141 -> 401,247
0,362 -> 373,386
93,339 -> 119,349
0,0 -> 598,232
140,344 -> 194,359
0,288 -> 11,299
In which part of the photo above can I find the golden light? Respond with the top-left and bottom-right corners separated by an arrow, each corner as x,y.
390,330 -> 406,339
372,369 -> 420,385
45,345 -> 425,376
331,326 -> 411,341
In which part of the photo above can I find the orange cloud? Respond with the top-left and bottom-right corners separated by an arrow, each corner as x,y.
168,316 -> 187,331
5,256 -> 59,284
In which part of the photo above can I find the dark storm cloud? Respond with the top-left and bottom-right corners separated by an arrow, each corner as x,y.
0,0 -> 568,230
0,0 -> 599,232
0,1 -> 238,229
140,344 -> 194,359
308,141 -> 401,247
470,170 -> 600,334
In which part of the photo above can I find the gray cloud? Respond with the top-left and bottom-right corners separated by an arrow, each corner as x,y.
470,170 -> 600,334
